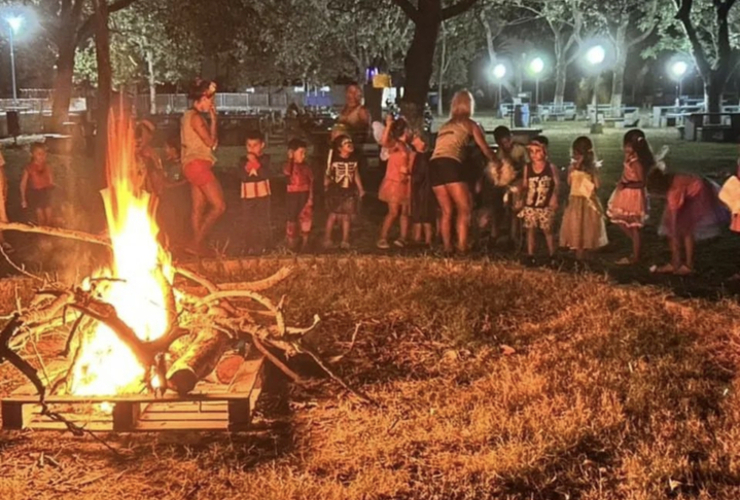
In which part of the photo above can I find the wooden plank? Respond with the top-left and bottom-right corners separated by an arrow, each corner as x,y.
112,402 -> 141,432
2,392 -> 254,404
1,401 -> 29,430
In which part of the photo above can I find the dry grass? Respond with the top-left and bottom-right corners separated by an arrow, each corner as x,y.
1,256 -> 740,499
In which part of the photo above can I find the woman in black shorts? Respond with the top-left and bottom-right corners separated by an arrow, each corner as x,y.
430,90 -> 497,253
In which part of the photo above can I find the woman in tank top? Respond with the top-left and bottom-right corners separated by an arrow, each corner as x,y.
430,90 -> 497,253
336,84 -> 371,141
181,79 -> 225,255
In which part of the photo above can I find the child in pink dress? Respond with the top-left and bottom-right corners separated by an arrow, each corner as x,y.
648,168 -> 728,275
607,129 -> 652,265
377,115 -> 411,249
730,157 -> 740,233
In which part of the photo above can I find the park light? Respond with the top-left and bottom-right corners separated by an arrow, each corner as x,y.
529,57 -> 544,75
492,63 -> 506,80
4,14 -> 24,102
671,60 -> 688,79
586,45 -> 606,66
5,15 -> 22,33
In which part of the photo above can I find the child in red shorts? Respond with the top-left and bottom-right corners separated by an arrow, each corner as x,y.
21,143 -> 56,226
284,138 -> 313,251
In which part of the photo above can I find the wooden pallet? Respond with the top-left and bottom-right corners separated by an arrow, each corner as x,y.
1,354 -> 265,432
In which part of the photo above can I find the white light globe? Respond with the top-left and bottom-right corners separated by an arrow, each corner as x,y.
530,57 -> 544,74
586,45 -> 605,66
6,16 -> 23,33
493,64 -> 506,79
672,61 -> 688,78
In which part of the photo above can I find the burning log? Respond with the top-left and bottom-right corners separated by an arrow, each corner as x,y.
167,328 -> 231,395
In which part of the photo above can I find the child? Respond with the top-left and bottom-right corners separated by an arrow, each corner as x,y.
135,119 -> 165,197
648,167 -> 728,275
21,143 -> 56,226
0,148 -> 11,252
238,130 -> 272,254
163,135 -> 182,182
517,135 -> 559,260
283,138 -> 314,251
607,129 -> 651,265
410,132 -> 436,246
377,115 -> 411,249
323,134 -> 365,249
559,136 -> 608,260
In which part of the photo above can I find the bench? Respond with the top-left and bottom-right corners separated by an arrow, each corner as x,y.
684,112 -> 740,142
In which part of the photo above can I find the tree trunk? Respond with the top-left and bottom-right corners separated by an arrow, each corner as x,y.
401,9 -> 440,128
610,50 -> 627,116
553,35 -> 566,107
147,49 -> 156,115
93,0 -> 112,190
704,70 -> 726,122
437,21 -> 447,117
51,34 -> 77,132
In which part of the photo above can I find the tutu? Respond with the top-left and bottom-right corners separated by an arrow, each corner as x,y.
559,196 -> 608,250
659,177 -> 729,240
607,185 -> 648,228
378,178 -> 410,205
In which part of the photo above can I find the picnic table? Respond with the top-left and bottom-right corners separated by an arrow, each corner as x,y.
684,112 -> 740,142
484,128 -> 543,144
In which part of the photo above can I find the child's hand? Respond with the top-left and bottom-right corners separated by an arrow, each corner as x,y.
358,189 -> 365,198
21,201 -> 27,209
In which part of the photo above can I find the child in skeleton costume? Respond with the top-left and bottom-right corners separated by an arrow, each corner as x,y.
517,136 -> 559,260
323,134 -> 365,249
559,136 -> 608,260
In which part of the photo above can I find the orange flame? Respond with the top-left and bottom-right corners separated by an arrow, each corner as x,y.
70,110 -> 173,396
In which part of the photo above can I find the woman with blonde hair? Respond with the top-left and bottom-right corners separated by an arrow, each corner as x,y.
430,90 -> 497,253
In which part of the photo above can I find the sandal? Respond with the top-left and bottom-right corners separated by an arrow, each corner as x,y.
675,265 -> 693,276
654,264 -> 675,274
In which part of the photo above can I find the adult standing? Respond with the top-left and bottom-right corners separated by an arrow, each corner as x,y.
430,90 -> 497,253
334,84 -> 371,142
180,79 -> 225,255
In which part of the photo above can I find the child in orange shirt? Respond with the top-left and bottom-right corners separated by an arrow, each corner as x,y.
284,138 -> 314,251
20,143 -> 56,226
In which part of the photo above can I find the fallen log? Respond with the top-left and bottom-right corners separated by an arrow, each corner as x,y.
167,327 -> 231,395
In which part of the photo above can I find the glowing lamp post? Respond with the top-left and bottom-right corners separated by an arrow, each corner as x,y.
492,63 -> 506,112
585,44 -> 607,126
529,57 -> 544,106
5,15 -> 23,102
670,60 -> 688,106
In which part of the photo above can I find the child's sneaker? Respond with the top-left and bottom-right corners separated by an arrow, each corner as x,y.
339,241 -> 351,250
393,239 -> 406,248
376,239 -> 390,249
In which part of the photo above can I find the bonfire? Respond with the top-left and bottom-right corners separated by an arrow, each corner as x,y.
0,111 -> 370,434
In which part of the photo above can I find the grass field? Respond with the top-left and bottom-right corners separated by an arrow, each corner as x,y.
1,257 -> 740,499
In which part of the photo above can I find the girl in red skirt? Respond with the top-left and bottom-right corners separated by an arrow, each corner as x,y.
377,115 -> 411,249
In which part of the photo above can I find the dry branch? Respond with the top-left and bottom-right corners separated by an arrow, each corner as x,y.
0,222 -> 111,247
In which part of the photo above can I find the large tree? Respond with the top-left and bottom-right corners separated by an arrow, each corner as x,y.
596,0 -> 660,113
515,0 -> 595,107
673,0 -> 740,115
392,0 -> 480,123
31,0 -> 138,130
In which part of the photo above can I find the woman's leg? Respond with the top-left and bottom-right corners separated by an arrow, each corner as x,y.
190,184 -> 206,245
447,182 -> 472,252
684,234 -> 695,269
380,203 -> 401,242
433,185 -> 454,252
194,179 -> 226,249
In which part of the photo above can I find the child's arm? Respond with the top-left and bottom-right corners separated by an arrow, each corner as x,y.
380,115 -> 395,148
354,167 -> 365,197
20,171 -> 28,208
307,169 -> 315,206
48,166 -> 55,187
283,160 -> 293,177
550,163 -> 560,209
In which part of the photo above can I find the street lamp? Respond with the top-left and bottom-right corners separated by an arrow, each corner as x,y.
529,57 -> 544,106
492,63 -> 506,113
584,44 -> 607,125
586,45 -> 606,66
5,15 -> 23,102
670,60 -> 688,106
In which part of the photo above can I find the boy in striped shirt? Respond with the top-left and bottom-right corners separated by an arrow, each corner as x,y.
238,130 -> 272,254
